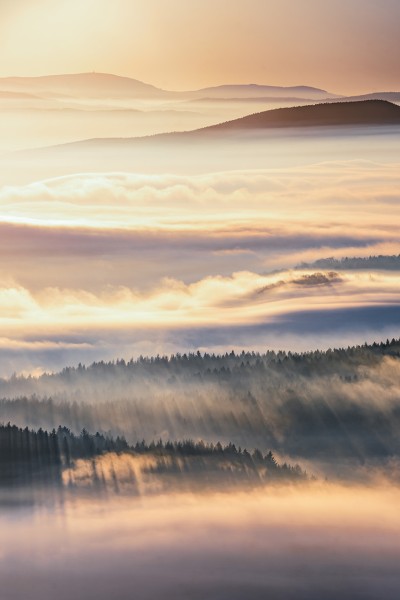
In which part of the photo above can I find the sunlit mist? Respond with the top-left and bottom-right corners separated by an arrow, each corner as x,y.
1,3 -> 400,599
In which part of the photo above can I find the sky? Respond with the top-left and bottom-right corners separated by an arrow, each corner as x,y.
0,0 -> 399,94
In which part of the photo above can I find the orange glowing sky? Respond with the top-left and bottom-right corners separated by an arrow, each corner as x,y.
1,0 -> 399,94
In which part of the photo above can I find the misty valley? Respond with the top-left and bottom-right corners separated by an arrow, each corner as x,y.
2,341 -> 400,600
1,341 -> 400,600
2,338 -> 400,479
1,33 -> 400,598
2,338 -> 400,501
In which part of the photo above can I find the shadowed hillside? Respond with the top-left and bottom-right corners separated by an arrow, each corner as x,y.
201,100 -> 400,132
1,339 -> 400,476
0,423 -> 306,498
20,100 -> 400,156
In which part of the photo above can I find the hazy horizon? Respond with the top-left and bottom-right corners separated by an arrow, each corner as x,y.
1,0 -> 400,95
0,68 -> 398,98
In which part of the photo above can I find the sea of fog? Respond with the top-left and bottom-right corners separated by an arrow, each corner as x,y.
0,89 -> 399,600
1,483 -> 400,600
0,126 -> 399,373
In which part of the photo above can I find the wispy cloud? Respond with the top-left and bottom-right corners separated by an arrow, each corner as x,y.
1,164 -> 399,230
0,163 -> 398,373
0,268 -> 398,375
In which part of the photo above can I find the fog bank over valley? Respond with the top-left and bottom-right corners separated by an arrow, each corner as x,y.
1,67 -> 400,600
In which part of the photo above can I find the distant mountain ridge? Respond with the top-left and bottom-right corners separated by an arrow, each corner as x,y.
188,83 -> 337,100
0,73 -> 399,107
0,72 -> 336,101
336,92 -> 400,103
0,72 -> 165,99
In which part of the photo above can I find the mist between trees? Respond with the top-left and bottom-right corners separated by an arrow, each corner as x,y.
0,339 -> 399,481
0,423 -> 309,509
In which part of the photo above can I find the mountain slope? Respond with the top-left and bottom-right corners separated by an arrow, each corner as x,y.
0,72 -> 337,102
188,83 -> 337,100
200,100 -> 400,132
9,100 -> 400,164
0,72 -> 169,99
338,92 -> 400,103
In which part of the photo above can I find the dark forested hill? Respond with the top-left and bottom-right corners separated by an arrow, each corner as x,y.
1,339 -> 399,476
0,423 -> 306,495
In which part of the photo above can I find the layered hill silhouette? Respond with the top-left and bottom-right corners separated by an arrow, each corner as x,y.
336,92 -> 400,103
1,72 -> 398,110
27,100 -> 400,150
200,100 -> 400,132
188,83 -> 336,100
0,72 -> 335,101
7,99 -> 400,173
0,72 -> 167,99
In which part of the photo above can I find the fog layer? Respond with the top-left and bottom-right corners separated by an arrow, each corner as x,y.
1,484 -> 400,600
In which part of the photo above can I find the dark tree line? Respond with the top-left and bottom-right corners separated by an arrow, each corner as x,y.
1,338 -> 399,399
297,254 -> 400,271
0,423 -> 306,488
0,423 -> 61,487
0,339 -> 399,469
